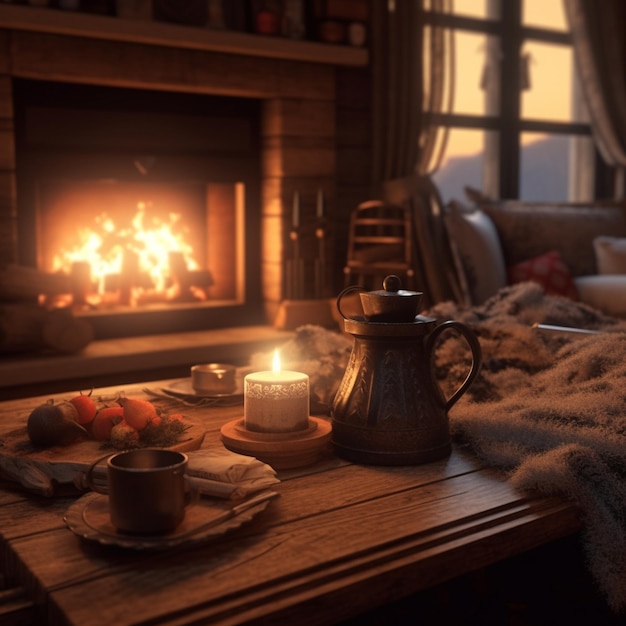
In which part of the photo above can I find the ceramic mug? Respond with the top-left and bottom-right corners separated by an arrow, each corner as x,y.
191,363 -> 237,395
86,448 -> 191,534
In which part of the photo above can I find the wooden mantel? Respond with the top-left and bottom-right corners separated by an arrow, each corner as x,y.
0,3 -> 368,66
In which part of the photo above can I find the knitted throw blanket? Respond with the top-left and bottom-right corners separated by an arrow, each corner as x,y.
429,282 -> 626,613
254,283 -> 626,611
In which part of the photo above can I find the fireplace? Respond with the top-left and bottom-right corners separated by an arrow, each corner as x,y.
13,79 -> 263,339
0,13 -> 369,348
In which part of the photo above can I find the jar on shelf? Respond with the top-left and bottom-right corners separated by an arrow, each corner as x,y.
253,0 -> 281,36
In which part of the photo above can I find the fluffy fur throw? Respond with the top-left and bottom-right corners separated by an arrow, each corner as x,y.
262,283 -> 626,612
429,282 -> 626,612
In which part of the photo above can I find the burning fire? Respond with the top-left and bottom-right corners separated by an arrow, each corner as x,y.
52,201 -> 206,306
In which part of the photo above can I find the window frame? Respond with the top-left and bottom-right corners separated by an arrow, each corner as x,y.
422,0 -> 600,201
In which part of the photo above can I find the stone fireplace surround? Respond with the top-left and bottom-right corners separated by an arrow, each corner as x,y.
0,6 -> 369,398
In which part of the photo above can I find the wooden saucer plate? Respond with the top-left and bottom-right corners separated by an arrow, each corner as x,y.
64,490 -> 275,550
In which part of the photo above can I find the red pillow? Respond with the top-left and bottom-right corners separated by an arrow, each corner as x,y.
507,250 -> 579,300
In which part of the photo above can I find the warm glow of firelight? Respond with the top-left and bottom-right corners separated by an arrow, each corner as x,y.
52,201 -> 200,296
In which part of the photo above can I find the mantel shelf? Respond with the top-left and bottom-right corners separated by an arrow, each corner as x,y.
0,4 -> 369,67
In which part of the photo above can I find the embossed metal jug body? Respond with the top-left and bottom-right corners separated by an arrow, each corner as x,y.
331,276 -> 482,465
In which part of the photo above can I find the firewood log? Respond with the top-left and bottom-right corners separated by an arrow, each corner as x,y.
0,304 -> 93,354
0,264 -> 71,302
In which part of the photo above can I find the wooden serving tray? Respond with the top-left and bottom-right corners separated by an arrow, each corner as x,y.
0,420 -> 206,497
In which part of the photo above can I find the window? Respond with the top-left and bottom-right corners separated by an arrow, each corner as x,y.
425,0 -> 596,204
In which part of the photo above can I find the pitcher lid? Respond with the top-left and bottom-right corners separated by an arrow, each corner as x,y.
368,275 -> 421,298
355,275 -> 423,323
336,275 -> 424,323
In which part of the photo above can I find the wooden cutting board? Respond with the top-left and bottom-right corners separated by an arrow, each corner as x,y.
0,418 -> 206,497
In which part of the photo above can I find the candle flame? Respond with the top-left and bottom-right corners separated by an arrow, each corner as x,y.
272,349 -> 281,372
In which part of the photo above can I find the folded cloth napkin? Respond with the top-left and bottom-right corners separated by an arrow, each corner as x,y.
185,448 -> 280,499
0,447 -> 279,498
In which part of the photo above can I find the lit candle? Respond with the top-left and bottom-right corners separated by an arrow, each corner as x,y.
292,191 -> 300,228
316,188 -> 324,219
244,349 -> 310,433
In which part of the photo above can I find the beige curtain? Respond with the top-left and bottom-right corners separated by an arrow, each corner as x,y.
369,0 -> 461,305
371,0 -> 453,182
564,0 -> 626,196
371,0 -> 423,182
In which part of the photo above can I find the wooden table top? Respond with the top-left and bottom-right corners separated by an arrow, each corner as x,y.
0,381 -> 582,626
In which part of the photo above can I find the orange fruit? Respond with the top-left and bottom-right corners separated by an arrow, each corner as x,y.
70,392 -> 97,425
91,406 -> 124,441
119,397 -> 157,431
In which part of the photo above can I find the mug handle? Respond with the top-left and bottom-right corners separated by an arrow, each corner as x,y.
85,453 -> 113,495
336,285 -> 365,320
425,320 -> 482,411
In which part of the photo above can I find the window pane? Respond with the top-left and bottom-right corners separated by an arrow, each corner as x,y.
432,128 -> 494,204
520,132 -> 569,201
451,30 -> 494,115
450,0 -> 490,19
523,0 -> 567,31
425,0 -> 499,19
521,42 -> 573,122
423,28 -> 498,117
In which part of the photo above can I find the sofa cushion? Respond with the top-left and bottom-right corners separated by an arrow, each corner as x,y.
476,200 -> 626,277
507,250 -> 579,300
575,275 -> 626,316
593,236 -> 626,274
443,202 -> 507,305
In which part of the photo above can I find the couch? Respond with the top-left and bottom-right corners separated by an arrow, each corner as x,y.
443,192 -> 626,316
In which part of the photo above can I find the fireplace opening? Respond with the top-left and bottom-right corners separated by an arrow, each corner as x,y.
37,178 -> 244,308
14,79 -> 263,339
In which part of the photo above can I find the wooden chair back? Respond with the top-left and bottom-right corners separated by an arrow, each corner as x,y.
343,199 -> 415,289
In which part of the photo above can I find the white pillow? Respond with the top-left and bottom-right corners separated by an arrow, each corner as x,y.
575,275 -> 626,316
444,203 -> 507,305
593,236 -> 626,274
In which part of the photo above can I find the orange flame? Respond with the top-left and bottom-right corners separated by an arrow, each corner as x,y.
51,201 -> 200,299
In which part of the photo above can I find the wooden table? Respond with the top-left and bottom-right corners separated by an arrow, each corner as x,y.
0,381 -> 582,626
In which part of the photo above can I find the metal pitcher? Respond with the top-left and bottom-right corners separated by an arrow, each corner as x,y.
331,275 -> 482,465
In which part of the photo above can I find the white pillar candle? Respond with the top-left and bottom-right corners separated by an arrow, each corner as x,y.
244,350 -> 310,433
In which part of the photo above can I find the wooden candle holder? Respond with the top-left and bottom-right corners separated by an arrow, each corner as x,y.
220,417 -> 332,470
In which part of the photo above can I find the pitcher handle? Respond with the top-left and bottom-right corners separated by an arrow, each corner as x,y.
426,320 -> 482,411
336,285 -> 366,320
